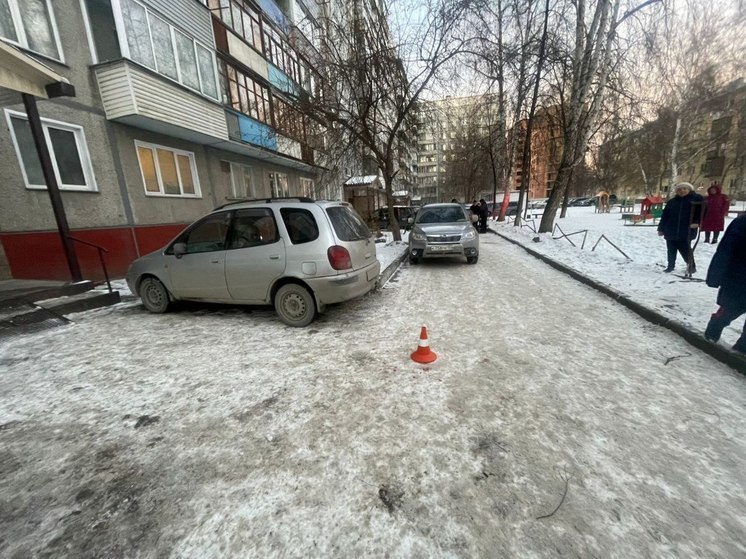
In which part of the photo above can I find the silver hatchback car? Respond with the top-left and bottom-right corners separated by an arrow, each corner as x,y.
408,203 -> 479,264
126,198 -> 380,327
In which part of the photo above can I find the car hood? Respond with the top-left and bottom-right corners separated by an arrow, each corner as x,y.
415,223 -> 473,235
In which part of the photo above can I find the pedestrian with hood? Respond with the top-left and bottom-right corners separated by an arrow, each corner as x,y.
479,199 -> 489,233
657,182 -> 704,273
701,181 -> 730,244
704,213 -> 746,354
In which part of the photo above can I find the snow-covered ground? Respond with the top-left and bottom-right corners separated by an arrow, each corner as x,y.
493,206 -> 742,349
1,237 -> 744,557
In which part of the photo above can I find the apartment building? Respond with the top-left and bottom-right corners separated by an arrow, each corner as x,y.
599,79 -> 746,200
415,95 -> 497,204
511,106 -> 563,200
0,0 -> 323,281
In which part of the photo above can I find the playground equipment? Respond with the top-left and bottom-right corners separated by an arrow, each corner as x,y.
622,195 -> 665,225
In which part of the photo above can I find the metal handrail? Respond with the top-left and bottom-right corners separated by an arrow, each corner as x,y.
67,236 -> 112,293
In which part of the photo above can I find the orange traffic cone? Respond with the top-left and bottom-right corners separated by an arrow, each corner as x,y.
411,326 -> 437,364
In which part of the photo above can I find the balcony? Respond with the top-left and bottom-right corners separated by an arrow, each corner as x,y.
259,0 -> 289,33
95,60 -> 229,143
224,110 -> 315,170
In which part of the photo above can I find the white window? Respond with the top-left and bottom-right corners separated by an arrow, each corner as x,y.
229,162 -> 255,198
300,178 -> 314,198
0,0 -> 63,61
118,0 -> 219,100
5,110 -> 97,192
269,172 -> 289,197
135,141 -> 200,197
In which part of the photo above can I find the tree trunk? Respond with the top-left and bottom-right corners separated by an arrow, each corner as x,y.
383,162 -> 401,242
515,0 -> 550,227
669,114 -> 682,195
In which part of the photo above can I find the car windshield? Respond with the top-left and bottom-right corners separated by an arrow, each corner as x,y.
416,206 -> 467,224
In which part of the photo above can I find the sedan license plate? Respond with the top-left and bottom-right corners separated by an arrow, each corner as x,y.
430,245 -> 456,252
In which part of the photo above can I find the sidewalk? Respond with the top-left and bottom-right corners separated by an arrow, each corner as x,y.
492,216 -> 746,373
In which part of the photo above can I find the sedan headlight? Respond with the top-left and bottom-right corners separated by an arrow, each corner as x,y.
411,231 -> 426,241
462,229 -> 476,240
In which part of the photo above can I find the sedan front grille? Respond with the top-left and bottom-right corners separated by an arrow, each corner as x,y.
426,235 -> 461,243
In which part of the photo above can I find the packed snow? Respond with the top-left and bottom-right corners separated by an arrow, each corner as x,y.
1,233 -> 744,557
493,205 -> 743,349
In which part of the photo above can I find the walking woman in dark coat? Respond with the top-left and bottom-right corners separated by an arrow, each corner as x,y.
478,199 -> 489,233
701,182 -> 730,243
705,214 -> 746,354
657,183 -> 704,273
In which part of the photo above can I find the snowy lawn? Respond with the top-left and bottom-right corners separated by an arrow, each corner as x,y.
493,206 -> 743,349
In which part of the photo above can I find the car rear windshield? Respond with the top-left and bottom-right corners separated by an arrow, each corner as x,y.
326,206 -> 371,241
416,206 -> 467,224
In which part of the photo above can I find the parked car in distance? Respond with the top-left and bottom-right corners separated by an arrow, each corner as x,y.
126,198 -> 380,327
377,206 -> 418,231
408,203 -> 479,264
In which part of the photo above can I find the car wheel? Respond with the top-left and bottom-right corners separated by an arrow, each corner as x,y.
467,256 -> 479,265
275,283 -> 316,327
140,277 -> 170,313
409,255 -> 419,264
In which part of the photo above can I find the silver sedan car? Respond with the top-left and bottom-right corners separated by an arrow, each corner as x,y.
407,203 -> 479,264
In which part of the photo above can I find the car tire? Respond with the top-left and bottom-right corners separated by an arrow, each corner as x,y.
409,255 -> 419,264
274,283 -> 316,327
140,277 -> 171,313
467,256 -> 478,265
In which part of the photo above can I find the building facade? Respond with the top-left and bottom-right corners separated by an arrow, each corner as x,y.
511,106 -> 563,200
0,0 -> 324,280
598,79 -> 746,200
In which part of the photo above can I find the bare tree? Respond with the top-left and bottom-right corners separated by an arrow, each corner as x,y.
293,0 -> 471,241
538,0 -> 664,233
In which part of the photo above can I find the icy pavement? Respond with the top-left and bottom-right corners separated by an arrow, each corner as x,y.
495,207 -> 743,349
0,238 -> 744,557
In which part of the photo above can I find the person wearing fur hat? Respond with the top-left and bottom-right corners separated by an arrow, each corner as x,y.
705,213 -> 746,354
657,182 -> 704,273
701,181 -> 730,244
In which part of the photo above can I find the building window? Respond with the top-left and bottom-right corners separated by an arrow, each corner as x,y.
218,59 -> 272,125
273,95 -> 306,141
263,20 -> 301,84
0,0 -> 63,60
119,0 -> 219,99
207,0 -> 262,52
221,161 -> 256,198
135,141 -> 200,197
269,172 -> 289,197
81,0 -> 121,62
300,177 -> 314,197
5,110 -> 97,192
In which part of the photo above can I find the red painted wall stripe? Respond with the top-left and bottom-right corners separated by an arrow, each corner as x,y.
0,224 -> 189,281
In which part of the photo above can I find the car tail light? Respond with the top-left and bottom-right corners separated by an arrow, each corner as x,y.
327,245 -> 352,270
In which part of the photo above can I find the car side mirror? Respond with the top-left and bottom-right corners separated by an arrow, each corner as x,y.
173,242 -> 187,258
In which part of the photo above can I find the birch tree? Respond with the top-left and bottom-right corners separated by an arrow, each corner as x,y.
538,0 -> 663,233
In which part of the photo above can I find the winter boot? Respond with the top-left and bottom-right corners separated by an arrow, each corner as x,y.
704,319 -> 723,343
734,337 -> 746,355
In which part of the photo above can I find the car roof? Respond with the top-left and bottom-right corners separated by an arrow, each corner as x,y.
212,198 -> 351,212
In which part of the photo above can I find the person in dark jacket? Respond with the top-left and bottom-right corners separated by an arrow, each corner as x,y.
701,182 -> 730,243
478,199 -> 489,233
704,214 -> 746,354
469,200 -> 480,226
657,182 -> 704,273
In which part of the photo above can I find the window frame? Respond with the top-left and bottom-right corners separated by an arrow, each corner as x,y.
134,140 -> 202,198
1,0 -> 64,62
5,109 -> 98,192
227,161 -> 256,199
111,0 -> 220,101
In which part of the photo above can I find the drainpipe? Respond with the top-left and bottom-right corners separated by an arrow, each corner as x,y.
22,88 -> 82,282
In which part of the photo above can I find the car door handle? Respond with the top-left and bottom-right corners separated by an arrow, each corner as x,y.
269,255 -> 280,260
211,259 -> 220,264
